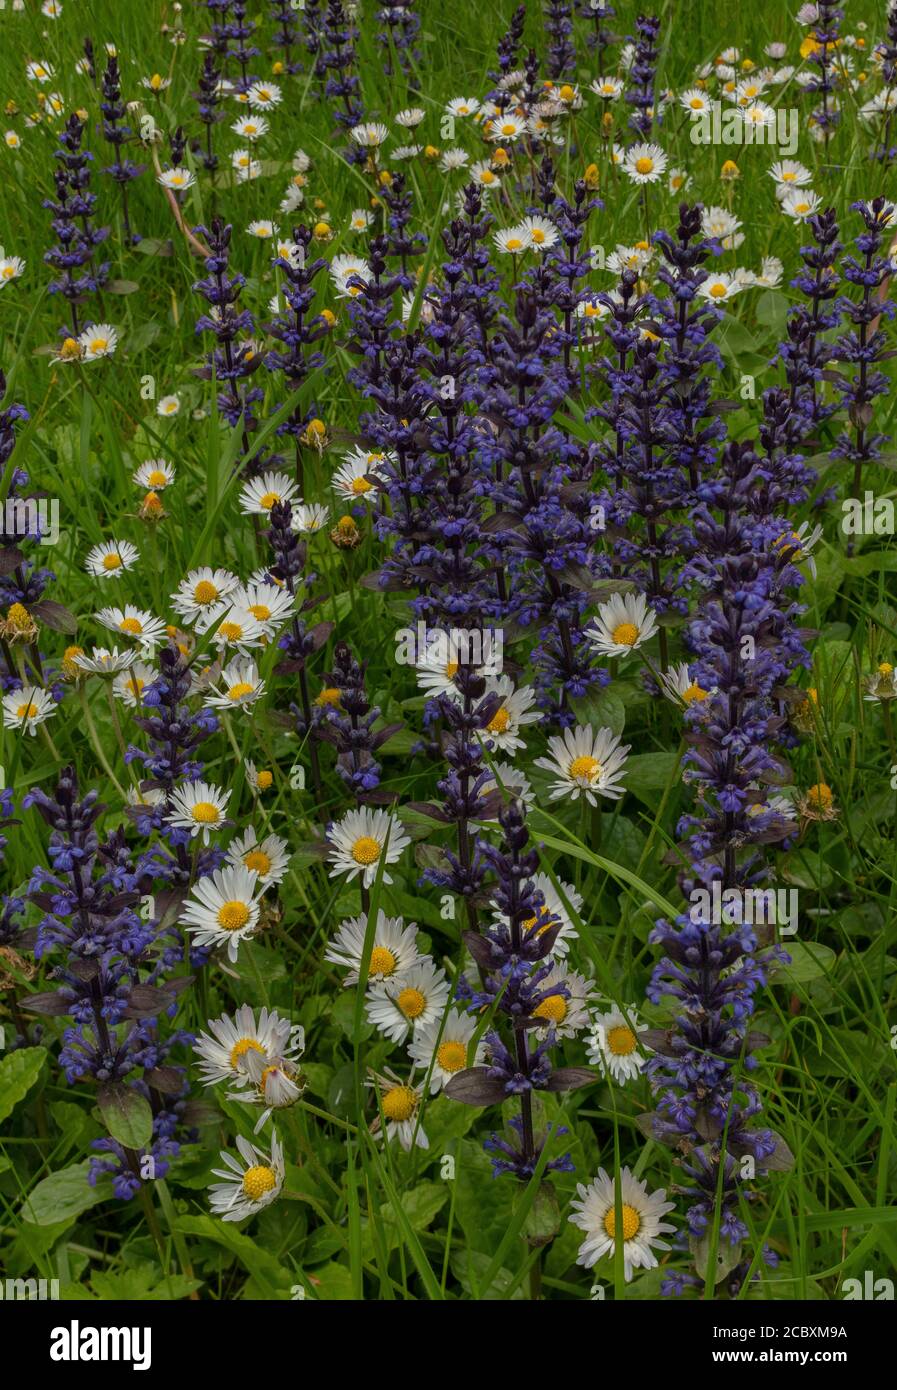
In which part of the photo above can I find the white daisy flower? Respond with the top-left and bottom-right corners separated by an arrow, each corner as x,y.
204,657 -> 266,711
754,255 -> 784,287
209,606 -> 266,654
774,520 -> 823,577
569,1167 -> 675,1280
478,761 -> 535,814
4,132 -> 22,150
228,1050 -> 305,1130
292,502 -> 330,534
395,107 -> 425,127
208,1129 -> 284,1221
439,147 -> 470,172
781,188 -> 822,221
0,256 -> 25,284
85,539 -> 139,579
366,958 -> 451,1045
78,323 -> 118,361
326,806 -> 410,888
668,168 -> 691,195
230,580 -> 296,638
181,864 -> 261,961
225,826 -> 289,891
446,97 -> 480,117
408,1008 -> 485,1093
494,871 -> 583,957
741,101 -> 776,132
469,159 -> 501,190
680,87 -> 712,114
391,143 -> 423,162
489,112 -> 526,141
166,779 -> 232,844
126,785 -> 165,810
325,910 -> 420,986
606,243 -> 652,276
493,225 -> 531,255
112,661 -> 156,707
157,167 -> 195,192
534,724 -> 630,805
291,148 -> 311,172
586,1006 -> 650,1083
350,121 -> 389,148
246,220 -> 278,241
141,72 -> 171,93
2,685 -> 56,736
700,205 -> 742,244
591,76 -> 624,99
157,394 -> 180,417
698,270 -> 742,302
238,470 -> 300,517
659,662 -> 711,707
232,114 -> 269,141
588,591 -> 658,656
330,252 -> 371,298
73,646 -> 137,676
481,675 -> 541,754
26,61 -> 54,83
520,215 -> 559,252
332,447 -> 387,503
170,567 -> 240,627
96,605 -> 167,651
369,1072 -> 428,1151
622,142 -> 668,184
349,207 -> 374,231
244,760 -> 274,795
246,81 -> 282,109
194,1003 -> 301,1086
133,459 -> 175,490
532,960 -> 594,1038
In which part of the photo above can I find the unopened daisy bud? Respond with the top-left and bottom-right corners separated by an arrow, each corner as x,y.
312,221 -> 331,241
601,111 -> 615,134
301,418 -> 328,450
319,308 -> 336,329
377,169 -> 392,186
4,602 -> 38,643
798,781 -> 838,822
584,162 -> 600,189
330,514 -> 361,549
61,645 -> 86,681
139,490 -> 166,521
424,144 -> 440,159
491,147 -> 510,167
720,159 -> 740,180
272,61 -> 284,76
55,336 -> 83,363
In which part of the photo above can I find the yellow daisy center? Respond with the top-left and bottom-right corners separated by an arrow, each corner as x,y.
119,617 -> 143,634
218,621 -> 243,641
682,681 -> 708,704
506,237 -> 524,251
315,687 -> 342,707
569,754 -> 600,783
635,156 -> 654,174
607,1025 -> 637,1056
708,282 -> 728,298
255,770 -> 273,790
248,604 -> 271,622
16,702 -> 38,719
102,553 -> 122,571
228,681 -> 256,701
479,169 -> 496,184
243,849 -> 272,876
230,1037 -> 265,1069
89,337 -> 108,354
127,677 -> 145,698
217,900 -> 250,931
351,476 -> 372,494
147,469 -> 169,487
611,621 -> 640,646
534,994 -> 567,1024
690,97 -> 704,109
242,1164 -> 276,1200
807,782 -> 833,810
369,945 -> 397,976
191,801 -> 221,825
351,835 -> 381,866
259,490 -> 280,508
397,987 -> 426,1019
382,1085 -> 415,1122
604,1203 -> 640,1241
436,1040 -> 467,1072
487,707 -> 510,734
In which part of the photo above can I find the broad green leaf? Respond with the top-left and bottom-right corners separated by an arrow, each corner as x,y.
0,1046 -> 46,1124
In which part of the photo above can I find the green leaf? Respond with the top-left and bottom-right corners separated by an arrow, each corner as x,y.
175,1215 -> 294,1297
621,751 -> 680,807
0,1046 -> 46,1124
97,1083 -> 154,1150
754,289 -> 789,338
570,685 -> 626,736
22,1161 -> 112,1226
772,940 -> 836,984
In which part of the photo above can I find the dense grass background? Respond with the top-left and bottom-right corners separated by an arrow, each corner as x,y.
0,0 -> 895,1302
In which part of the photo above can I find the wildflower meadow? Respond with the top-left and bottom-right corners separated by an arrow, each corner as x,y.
0,0 -> 896,1343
